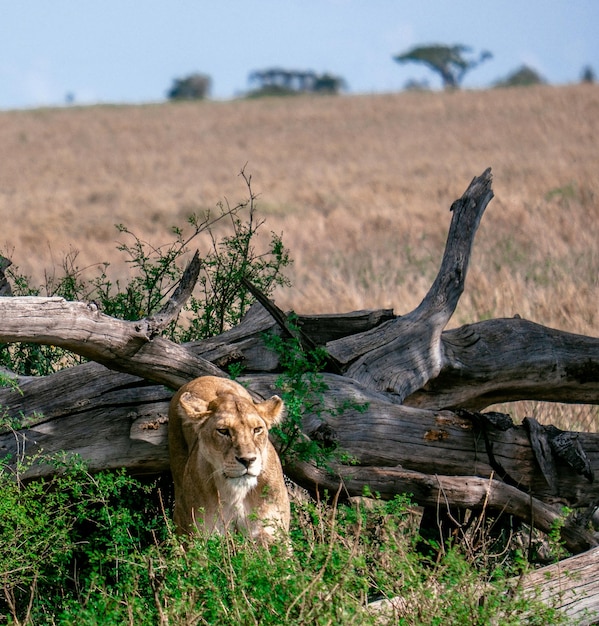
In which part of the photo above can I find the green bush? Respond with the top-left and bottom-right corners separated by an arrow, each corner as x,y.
0,170 -> 291,376
262,321 -> 366,467
0,456 -> 566,625
167,73 -> 211,100
0,454 -> 167,625
493,65 -> 546,88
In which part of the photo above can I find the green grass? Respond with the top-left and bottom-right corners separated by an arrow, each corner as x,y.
0,455 -> 568,625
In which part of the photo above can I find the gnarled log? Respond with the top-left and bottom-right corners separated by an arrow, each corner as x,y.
327,169 -> 494,400
1,168 -> 598,559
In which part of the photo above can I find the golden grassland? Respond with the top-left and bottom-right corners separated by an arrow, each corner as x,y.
1,84 -> 597,429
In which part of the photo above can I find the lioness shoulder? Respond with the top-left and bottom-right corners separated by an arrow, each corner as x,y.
168,376 -> 290,542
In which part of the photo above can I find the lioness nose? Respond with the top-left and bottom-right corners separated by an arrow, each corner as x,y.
236,455 -> 256,469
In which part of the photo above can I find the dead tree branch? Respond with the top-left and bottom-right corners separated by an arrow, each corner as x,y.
1,168 -> 598,563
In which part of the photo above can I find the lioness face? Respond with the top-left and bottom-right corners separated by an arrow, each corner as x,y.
200,394 -> 271,482
178,391 -> 283,488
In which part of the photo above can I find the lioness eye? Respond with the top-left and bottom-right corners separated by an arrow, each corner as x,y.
254,427 -> 263,435
217,428 -> 230,437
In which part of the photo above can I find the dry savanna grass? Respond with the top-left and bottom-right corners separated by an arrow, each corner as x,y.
1,84 -> 597,430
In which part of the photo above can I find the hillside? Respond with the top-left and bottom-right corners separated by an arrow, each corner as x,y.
0,85 -> 597,367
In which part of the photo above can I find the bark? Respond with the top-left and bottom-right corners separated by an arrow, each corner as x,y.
369,546 -> 599,624
327,169 -> 495,400
520,545 -> 599,625
2,312 -> 598,553
0,295 -> 222,390
408,318 -> 599,410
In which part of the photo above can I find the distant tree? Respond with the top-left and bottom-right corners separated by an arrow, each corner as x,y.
167,73 -> 211,101
247,68 -> 346,97
403,78 -> 430,92
247,68 -> 298,96
493,65 -> 546,88
581,65 -> 595,84
393,44 -> 492,89
313,73 -> 347,94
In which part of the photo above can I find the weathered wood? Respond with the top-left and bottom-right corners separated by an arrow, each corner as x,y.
407,318 -> 599,410
3,303 -> 597,416
251,374 -> 599,509
548,427 -> 594,482
144,249 -> 201,336
3,367 -> 599,514
370,547 -> 599,623
1,167 -> 598,562
296,309 -> 396,345
523,416 -> 560,495
520,546 -> 599,625
0,246 -> 222,390
1,302 -> 598,519
242,276 -> 344,374
0,296 -> 224,389
327,169 -> 494,401
304,466 -> 596,554
0,256 -> 12,296
234,307 -> 599,412
0,361 -> 172,477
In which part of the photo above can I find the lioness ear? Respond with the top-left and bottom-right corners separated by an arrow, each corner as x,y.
178,392 -> 210,421
255,395 -> 284,428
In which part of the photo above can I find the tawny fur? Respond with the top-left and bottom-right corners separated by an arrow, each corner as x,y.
168,376 -> 290,542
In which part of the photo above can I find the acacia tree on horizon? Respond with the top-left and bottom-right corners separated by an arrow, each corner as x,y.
393,44 -> 492,89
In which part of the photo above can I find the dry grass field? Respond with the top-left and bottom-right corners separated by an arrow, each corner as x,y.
1,84 -> 597,429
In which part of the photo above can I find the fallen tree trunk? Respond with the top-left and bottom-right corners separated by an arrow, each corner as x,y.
2,314 -> 598,504
1,168 -> 598,557
520,545 -> 599,625
369,546 -> 599,624
0,250 -> 223,390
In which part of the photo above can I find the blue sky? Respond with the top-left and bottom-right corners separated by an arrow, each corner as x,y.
1,1 -> 597,109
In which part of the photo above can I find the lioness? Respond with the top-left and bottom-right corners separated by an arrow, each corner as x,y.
168,376 -> 290,542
